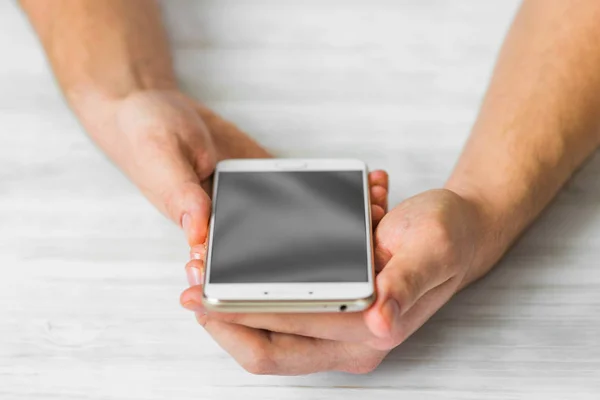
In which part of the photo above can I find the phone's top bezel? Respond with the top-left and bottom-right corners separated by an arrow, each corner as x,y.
203,158 -> 375,301
215,158 -> 368,172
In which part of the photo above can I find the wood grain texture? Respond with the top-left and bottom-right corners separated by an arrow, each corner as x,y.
1,0 -> 599,399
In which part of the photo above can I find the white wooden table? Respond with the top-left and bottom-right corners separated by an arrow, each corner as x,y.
2,1 -> 599,398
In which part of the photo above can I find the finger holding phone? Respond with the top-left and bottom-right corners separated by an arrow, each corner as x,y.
180,182 -> 484,375
198,159 -> 382,314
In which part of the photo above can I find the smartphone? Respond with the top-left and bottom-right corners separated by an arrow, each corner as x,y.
202,159 -> 375,313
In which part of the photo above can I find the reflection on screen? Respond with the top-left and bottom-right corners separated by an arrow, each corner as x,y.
209,171 -> 368,283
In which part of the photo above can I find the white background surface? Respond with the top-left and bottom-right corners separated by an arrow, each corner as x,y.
1,1 -> 599,399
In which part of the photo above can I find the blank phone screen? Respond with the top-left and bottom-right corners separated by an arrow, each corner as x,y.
208,171 -> 369,283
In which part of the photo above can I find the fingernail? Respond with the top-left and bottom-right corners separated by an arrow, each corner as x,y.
190,245 -> 205,260
182,213 -> 192,236
381,298 -> 401,336
186,265 -> 203,287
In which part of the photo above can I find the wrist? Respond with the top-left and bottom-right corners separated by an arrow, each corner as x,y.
66,78 -> 178,111
444,182 -> 514,288
67,87 -> 184,134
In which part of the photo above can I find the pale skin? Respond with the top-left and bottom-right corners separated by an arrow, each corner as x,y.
21,0 -> 600,375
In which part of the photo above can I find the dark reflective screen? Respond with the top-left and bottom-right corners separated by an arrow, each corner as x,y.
209,171 -> 368,283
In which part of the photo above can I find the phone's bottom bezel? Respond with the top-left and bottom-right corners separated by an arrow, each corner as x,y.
202,293 -> 376,313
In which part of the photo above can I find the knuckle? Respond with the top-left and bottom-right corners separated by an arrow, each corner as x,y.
242,357 -> 276,375
425,217 -> 451,244
241,347 -> 276,375
424,218 -> 456,261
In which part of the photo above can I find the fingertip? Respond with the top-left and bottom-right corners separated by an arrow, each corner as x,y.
180,285 -> 204,309
183,205 -> 211,247
369,170 -> 389,190
166,182 -> 212,246
185,215 -> 209,247
364,300 -> 393,339
366,266 -> 405,338
366,271 -> 402,335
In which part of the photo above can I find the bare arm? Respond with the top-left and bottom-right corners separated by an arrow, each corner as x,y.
447,0 -> 600,283
19,0 -> 176,105
20,0 -> 269,245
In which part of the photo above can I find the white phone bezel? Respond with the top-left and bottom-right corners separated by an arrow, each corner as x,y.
203,159 -> 375,302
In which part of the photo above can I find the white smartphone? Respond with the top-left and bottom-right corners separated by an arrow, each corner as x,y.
202,159 -> 375,313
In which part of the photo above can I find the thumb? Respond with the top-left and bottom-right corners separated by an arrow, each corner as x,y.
165,181 -> 212,247
137,147 -> 216,247
364,251 -> 449,339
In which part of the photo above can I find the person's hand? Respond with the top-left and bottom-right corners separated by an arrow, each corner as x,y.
179,188 -> 487,375
76,89 -> 270,246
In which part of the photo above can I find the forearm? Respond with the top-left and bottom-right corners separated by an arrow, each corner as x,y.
19,0 -> 176,112
446,0 -> 600,280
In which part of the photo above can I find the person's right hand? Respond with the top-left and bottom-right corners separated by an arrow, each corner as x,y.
75,89 -> 270,246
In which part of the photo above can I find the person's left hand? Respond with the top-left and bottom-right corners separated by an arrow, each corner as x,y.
179,186 -> 485,375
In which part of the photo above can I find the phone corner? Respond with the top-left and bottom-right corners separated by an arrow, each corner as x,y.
351,285 -> 376,311
200,290 -> 220,311
350,158 -> 368,170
